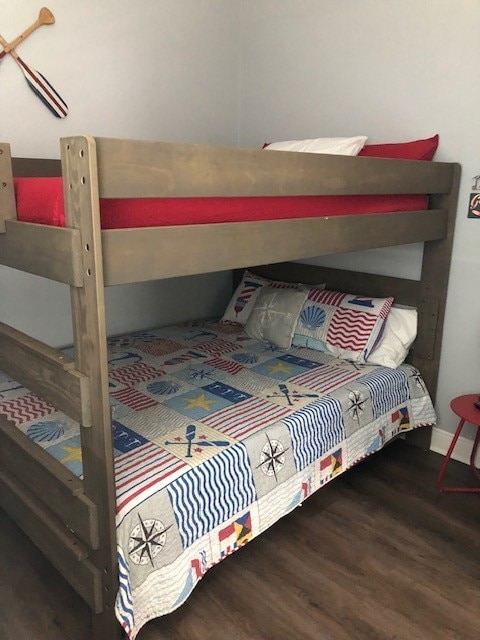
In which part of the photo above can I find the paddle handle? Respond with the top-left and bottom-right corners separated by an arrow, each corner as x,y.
0,34 -> 20,63
0,34 -> 31,69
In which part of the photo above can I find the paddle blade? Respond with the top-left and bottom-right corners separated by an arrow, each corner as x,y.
185,424 -> 196,441
39,7 -> 55,26
18,57 -> 68,118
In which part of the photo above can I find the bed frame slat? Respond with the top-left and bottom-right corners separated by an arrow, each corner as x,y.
248,263 -> 422,305
0,416 -> 99,548
94,137 -> 455,198
0,321 -> 92,427
102,208 -> 448,285
0,466 -> 103,612
12,156 -> 61,177
0,220 -> 83,285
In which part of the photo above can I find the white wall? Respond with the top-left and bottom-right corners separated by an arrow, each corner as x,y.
0,0 -> 240,152
0,0 -> 239,345
238,0 -> 480,438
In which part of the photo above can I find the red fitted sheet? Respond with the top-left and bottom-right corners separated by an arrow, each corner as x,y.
14,176 -> 427,230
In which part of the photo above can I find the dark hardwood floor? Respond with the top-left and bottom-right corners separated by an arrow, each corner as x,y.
1,440 -> 479,640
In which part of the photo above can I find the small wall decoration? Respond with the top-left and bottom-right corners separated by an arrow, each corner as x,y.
468,174 -> 480,219
468,193 -> 480,219
0,7 -> 68,118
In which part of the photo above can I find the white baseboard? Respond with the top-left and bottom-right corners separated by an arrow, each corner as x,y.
430,427 -> 479,466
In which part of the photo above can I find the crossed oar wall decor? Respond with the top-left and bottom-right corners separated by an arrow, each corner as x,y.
1,7 -> 68,118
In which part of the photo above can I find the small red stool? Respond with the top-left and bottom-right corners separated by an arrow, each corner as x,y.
437,394 -> 480,493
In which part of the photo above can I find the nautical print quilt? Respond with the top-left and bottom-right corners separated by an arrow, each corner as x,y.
0,320 -> 436,639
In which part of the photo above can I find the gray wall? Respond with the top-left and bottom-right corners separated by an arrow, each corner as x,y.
237,0 -> 480,438
0,0 -> 238,346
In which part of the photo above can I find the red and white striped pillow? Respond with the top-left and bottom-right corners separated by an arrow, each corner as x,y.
294,288 -> 394,363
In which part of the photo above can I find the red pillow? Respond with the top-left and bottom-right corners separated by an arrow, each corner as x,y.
358,134 -> 439,161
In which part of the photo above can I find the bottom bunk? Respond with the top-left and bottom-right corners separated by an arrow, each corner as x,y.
0,318 -> 436,638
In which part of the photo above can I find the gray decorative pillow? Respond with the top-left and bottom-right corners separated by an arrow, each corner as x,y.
245,286 -> 309,349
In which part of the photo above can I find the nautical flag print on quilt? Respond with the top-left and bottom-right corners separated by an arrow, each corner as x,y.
0,320 -> 436,639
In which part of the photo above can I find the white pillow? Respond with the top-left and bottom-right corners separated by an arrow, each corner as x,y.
264,136 -> 368,156
366,306 -> 418,369
245,286 -> 309,350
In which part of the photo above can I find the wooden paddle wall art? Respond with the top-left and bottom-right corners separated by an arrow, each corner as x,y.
1,7 -> 68,118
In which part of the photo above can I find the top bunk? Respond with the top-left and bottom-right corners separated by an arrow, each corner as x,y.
0,135 -> 460,287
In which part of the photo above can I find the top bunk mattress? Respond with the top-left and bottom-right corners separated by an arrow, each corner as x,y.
14,176 -> 427,229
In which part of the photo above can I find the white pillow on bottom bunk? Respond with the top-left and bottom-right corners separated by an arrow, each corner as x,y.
366,306 -> 418,369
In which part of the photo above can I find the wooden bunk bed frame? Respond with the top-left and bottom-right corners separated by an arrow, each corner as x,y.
0,136 -> 460,639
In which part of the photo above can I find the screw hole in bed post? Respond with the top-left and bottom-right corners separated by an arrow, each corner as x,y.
81,176 -> 86,185
87,268 -> 91,276
79,149 -> 84,158
1,182 -> 6,188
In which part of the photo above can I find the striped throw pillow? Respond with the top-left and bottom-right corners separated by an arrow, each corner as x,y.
294,288 -> 394,363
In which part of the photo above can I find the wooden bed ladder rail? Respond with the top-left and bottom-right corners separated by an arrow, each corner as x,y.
0,415 -> 99,550
0,415 -> 103,612
0,142 -> 16,233
0,466 -> 103,613
0,321 -> 92,427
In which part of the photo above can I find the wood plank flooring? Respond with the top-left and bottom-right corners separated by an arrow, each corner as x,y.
1,440 -> 479,640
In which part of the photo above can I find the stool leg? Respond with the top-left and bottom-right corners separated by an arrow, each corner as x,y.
470,425 -> 480,482
437,418 -> 465,491
437,418 -> 480,493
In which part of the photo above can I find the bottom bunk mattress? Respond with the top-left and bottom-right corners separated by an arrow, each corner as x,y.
0,320 -> 436,638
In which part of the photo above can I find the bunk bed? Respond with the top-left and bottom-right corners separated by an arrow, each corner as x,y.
0,136 -> 460,639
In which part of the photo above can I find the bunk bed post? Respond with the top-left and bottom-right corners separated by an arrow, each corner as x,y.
409,162 -> 461,448
0,142 -> 16,232
60,136 -> 121,640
